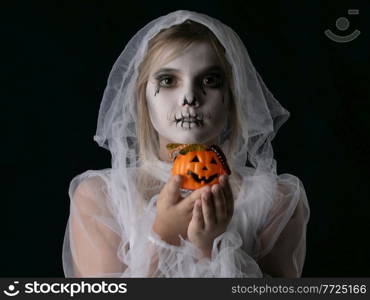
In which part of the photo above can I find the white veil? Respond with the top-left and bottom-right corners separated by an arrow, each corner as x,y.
62,10 -> 310,277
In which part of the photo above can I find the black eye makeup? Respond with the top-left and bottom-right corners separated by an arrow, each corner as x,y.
201,73 -> 224,88
156,75 -> 177,88
153,72 -> 178,96
151,66 -> 225,96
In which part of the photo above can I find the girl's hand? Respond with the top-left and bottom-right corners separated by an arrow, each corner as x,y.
187,175 -> 234,258
152,175 -> 209,246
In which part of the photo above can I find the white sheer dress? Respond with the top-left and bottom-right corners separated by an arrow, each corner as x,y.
62,10 -> 310,278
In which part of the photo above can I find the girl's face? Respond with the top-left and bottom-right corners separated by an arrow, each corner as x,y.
146,41 -> 229,145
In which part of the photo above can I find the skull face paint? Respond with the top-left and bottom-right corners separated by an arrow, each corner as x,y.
145,41 -> 229,145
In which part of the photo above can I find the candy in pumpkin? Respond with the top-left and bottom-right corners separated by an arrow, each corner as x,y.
167,143 -> 231,190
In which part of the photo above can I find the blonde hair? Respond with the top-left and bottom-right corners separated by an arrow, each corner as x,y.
135,20 -> 241,202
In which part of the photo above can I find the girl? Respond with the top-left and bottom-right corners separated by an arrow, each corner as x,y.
62,10 -> 310,277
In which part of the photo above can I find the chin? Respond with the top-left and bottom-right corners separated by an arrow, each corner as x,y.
170,132 -> 218,145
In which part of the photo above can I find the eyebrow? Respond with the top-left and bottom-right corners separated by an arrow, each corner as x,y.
153,68 -> 179,77
152,65 -> 224,77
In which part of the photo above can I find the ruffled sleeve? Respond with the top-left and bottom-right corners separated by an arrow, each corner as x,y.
254,173 -> 310,277
62,171 -> 127,277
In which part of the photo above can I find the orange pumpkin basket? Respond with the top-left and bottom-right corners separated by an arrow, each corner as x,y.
167,143 -> 231,190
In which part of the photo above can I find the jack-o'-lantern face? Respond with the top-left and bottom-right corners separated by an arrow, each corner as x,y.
172,150 -> 228,190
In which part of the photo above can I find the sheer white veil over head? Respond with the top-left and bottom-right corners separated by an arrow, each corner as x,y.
93,10 -> 290,176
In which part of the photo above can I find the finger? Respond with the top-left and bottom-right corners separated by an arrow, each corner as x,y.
220,175 -> 234,217
212,184 -> 227,223
202,188 -> 216,229
165,175 -> 183,204
179,185 -> 209,212
192,198 -> 204,229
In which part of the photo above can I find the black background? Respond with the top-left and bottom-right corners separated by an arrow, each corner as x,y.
2,0 -> 369,276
